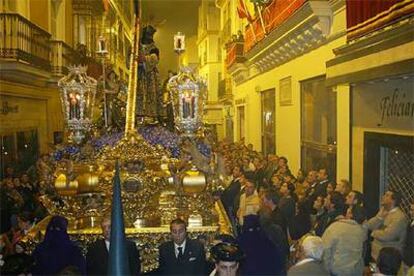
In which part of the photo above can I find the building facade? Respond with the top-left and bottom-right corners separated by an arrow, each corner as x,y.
197,0 -> 223,139
0,0 -> 133,176
326,0 -> 414,216
227,0 -> 345,179
220,0 -> 413,213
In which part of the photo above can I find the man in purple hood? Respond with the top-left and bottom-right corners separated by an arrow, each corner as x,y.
31,215 -> 86,275
237,214 -> 286,275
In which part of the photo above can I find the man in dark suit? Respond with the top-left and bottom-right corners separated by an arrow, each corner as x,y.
261,189 -> 287,235
86,216 -> 141,275
308,168 -> 330,199
221,166 -> 245,228
158,218 -> 206,275
221,166 -> 243,213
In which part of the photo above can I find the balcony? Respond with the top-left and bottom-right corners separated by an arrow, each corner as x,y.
0,13 -> 51,72
225,41 -> 245,68
50,40 -> 82,76
228,0 -> 334,84
0,13 -> 89,83
244,0 -> 306,53
346,0 -> 414,40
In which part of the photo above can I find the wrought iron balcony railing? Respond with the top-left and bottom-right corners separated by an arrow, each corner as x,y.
244,0 -> 306,53
50,40 -> 81,76
225,41 -> 245,68
0,13 -> 51,71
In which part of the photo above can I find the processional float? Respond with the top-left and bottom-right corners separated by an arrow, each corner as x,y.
23,0 -> 230,272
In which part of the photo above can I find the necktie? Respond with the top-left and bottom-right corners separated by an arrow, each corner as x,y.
177,246 -> 184,261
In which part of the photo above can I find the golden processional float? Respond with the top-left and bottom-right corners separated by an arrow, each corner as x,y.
22,1 -> 231,273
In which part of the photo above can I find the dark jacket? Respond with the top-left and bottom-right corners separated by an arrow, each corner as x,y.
253,167 -> 267,190
238,215 -> 286,275
31,217 -> 86,275
403,223 -> 414,267
288,259 -> 329,276
289,213 -> 312,241
314,209 -> 342,237
158,239 -> 206,275
221,178 -> 241,219
279,196 -> 296,224
313,180 -> 329,198
265,206 -> 288,237
86,239 -> 141,275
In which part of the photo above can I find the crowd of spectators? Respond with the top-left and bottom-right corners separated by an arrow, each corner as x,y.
0,139 -> 413,275
214,139 -> 413,276
0,157 -> 53,274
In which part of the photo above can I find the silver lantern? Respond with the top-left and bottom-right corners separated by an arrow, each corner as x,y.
58,66 -> 97,144
167,67 -> 207,136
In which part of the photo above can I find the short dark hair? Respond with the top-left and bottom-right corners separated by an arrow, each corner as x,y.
328,182 -> 337,190
319,168 -> 328,176
330,191 -> 345,213
279,156 -> 288,164
377,247 -> 402,275
351,190 -> 364,206
297,199 -> 313,215
233,165 -> 244,176
350,205 -> 366,224
170,218 -> 186,231
245,177 -> 257,187
18,212 -> 34,223
286,182 -> 296,194
390,190 -> 402,206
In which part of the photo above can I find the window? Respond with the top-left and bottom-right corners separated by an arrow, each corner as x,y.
237,105 -> 245,141
301,77 -> 337,178
0,0 -> 16,12
261,89 -> 276,155
217,38 -> 222,61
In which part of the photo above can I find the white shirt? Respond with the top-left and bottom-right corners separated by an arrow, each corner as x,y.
294,258 -> 317,267
174,240 -> 186,258
388,207 -> 398,214
105,240 -> 110,251
209,268 -> 217,276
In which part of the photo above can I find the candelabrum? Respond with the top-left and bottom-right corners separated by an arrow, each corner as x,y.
96,36 -> 110,128
58,66 -> 97,144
